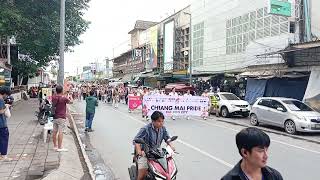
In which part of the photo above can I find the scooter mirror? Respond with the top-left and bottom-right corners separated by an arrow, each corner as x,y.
170,136 -> 178,142
134,138 -> 145,144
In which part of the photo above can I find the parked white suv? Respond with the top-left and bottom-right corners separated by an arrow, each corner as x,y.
209,92 -> 251,118
250,97 -> 320,134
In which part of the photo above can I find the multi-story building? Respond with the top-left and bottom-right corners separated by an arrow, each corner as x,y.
112,20 -> 158,82
191,0 -> 297,74
190,0 -> 320,104
157,6 -> 191,75
112,7 -> 191,87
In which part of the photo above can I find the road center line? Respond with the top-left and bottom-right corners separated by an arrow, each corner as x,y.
111,108 -> 233,168
189,117 -> 320,155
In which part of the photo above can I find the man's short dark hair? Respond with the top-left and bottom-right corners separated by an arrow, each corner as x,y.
0,86 -> 11,96
151,111 -> 165,122
89,91 -> 94,96
236,127 -> 270,156
56,85 -> 63,94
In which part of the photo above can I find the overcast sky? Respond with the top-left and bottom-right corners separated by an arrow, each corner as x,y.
65,0 -> 190,75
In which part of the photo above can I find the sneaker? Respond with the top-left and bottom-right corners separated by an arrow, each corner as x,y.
187,117 -> 190,120
1,156 -> 12,161
172,117 -> 176,120
57,148 -> 68,152
53,147 -> 58,151
87,128 -> 94,132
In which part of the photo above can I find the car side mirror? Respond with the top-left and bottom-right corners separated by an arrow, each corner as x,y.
277,107 -> 284,112
134,138 -> 145,144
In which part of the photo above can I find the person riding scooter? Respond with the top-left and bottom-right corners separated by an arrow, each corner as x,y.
133,111 -> 176,180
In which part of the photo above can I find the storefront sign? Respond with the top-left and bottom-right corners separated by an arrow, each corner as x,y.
42,88 -> 53,102
143,95 -> 209,117
268,0 -> 292,17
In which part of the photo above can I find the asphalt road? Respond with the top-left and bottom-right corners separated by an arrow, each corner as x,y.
72,100 -> 320,180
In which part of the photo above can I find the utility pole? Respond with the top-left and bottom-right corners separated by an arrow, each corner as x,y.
184,12 -> 192,86
57,0 -> 65,85
6,36 -> 10,65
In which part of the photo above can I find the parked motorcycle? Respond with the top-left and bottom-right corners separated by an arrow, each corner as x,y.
36,100 -> 52,125
128,136 -> 178,180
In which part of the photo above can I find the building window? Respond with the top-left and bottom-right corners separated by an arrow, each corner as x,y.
226,7 -> 290,54
193,22 -> 204,67
289,21 -> 295,33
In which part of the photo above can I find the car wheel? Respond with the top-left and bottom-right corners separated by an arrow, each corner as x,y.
221,107 -> 230,118
285,120 -> 297,134
250,114 -> 259,126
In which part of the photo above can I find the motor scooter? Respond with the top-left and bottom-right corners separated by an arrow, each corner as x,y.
128,136 -> 178,180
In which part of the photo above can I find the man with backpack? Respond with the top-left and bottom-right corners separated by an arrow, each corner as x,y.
85,91 -> 98,132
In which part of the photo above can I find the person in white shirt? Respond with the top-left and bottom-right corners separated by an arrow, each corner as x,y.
169,88 -> 178,96
169,88 -> 178,120
201,89 -> 210,120
184,90 -> 192,120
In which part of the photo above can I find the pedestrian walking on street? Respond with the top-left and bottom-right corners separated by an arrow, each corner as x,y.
52,85 -> 73,152
113,88 -> 120,108
85,91 -> 98,132
221,127 -> 283,180
0,87 -> 12,161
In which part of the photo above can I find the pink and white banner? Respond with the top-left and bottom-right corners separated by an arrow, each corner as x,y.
143,95 -> 209,117
128,95 -> 142,110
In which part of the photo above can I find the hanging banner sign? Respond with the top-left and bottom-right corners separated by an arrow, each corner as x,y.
268,0 -> 292,17
143,95 -> 210,117
42,88 -> 53,102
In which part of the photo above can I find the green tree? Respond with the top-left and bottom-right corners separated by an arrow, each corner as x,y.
0,0 -> 90,85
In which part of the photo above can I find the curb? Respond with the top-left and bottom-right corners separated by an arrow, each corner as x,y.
68,108 -> 96,180
217,119 -> 320,145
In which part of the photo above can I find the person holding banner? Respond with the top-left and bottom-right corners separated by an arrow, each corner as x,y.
169,88 -> 178,120
141,88 -> 149,120
201,89 -> 210,120
184,90 -> 192,120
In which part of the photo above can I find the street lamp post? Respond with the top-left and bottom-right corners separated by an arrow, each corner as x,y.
57,0 -> 65,85
184,12 -> 192,86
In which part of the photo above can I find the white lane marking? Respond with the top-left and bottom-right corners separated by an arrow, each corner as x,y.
189,117 -> 320,155
176,140 -> 233,168
111,108 -> 233,168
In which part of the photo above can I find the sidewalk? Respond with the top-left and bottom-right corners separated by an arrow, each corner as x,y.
0,99 -> 85,180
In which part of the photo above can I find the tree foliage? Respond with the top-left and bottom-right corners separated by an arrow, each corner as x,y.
0,0 -> 90,84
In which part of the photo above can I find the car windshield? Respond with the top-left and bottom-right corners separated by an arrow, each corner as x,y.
220,94 -> 240,100
282,100 -> 313,111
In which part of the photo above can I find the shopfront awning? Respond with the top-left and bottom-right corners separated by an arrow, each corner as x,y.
109,77 -> 122,82
256,40 -> 320,58
239,70 -> 309,79
121,74 -> 133,83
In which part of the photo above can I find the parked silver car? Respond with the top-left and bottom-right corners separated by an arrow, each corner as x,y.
250,97 -> 320,134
